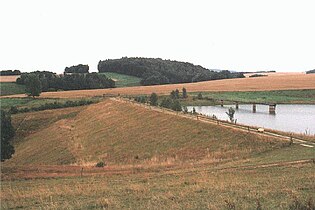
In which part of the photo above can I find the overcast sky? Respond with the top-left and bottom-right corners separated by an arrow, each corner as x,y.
1,0 -> 314,73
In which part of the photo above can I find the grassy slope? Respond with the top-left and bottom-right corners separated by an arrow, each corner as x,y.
5,99 -> 286,166
0,82 -> 25,96
101,72 -> 141,87
2,99 -> 314,209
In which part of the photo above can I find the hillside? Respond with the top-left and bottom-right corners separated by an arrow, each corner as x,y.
2,98 -> 315,209
5,99 -> 284,166
98,57 -> 244,85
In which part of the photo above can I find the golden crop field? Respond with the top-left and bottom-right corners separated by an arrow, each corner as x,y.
0,75 -> 19,83
3,72 -> 314,99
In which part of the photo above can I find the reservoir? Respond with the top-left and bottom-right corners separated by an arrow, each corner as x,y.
187,104 -> 315,135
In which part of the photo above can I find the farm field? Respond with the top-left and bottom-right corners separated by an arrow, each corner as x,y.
0,75 -> 19,83
2,72 -> 314,99
1,99 -> 315,209
101,72 -> 141,87
0,82 -> 25,96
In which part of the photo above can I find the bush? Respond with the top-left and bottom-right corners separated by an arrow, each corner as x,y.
249,74 -> 267,78
96,161 -> 106,167
10,106 -> 19,114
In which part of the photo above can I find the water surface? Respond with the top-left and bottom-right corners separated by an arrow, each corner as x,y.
187,104 -> 315,135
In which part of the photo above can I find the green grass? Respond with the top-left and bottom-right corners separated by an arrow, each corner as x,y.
181,89 -> 315,106
0,82 -> 25,96
0,97 -> 100,111
101,72 -> 141,87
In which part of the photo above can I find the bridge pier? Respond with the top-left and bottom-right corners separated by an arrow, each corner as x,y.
253,103 -> 256,113
269,104 -> 276,114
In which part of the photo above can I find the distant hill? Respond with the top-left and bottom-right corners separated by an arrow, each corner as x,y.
98,57 -> 245,86
306,69 -> 315,74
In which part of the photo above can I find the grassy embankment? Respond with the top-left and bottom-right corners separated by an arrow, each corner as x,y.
1,99 -> 315,209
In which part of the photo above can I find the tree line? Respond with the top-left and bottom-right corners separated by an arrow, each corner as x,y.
16,71 -> 115,96
64,64 -> 89,74
134,87 -> 189,112
98,57 -> 245,86
0,70 -> 21,75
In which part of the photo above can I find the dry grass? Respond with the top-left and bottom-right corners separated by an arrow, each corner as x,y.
2,72 -> 315,98
3,99 -> 285,167
0,75 -> 19,82
1,162 -> 314,209
1,98 -> 315,209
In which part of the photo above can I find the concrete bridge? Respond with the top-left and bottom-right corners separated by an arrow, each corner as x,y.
219,99 -> 277,114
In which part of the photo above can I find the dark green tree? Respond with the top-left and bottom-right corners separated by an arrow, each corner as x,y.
160,97 -> 173,109
175,89 -> 180,99
182,87 -> 188,98
1,110 -> 15,161
170,90 -> 176,99
25,74 -> 42,97
226,107 -> 235,123
172,100 -> 182,111
150,93 -> 158,106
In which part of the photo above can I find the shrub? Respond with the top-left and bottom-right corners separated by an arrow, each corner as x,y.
96,161 -> 106,167
249,74 -> 267,78
10,106 -> 19,114
150,93 -> 158,106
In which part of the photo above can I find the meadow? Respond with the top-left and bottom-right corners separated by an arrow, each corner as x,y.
0,97 -> 100,111
0,82 -> 25,96
180,89 -> 315,106
101,72 -> 141,87
1,99 -> 314,209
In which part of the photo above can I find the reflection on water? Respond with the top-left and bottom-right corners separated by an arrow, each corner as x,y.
187,104 -> 315,135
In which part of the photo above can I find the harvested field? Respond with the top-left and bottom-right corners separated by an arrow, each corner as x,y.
3,72 -> 315,98
0,75 -> 19,82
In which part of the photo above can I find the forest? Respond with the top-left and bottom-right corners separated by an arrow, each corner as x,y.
98,57 -> 245,85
